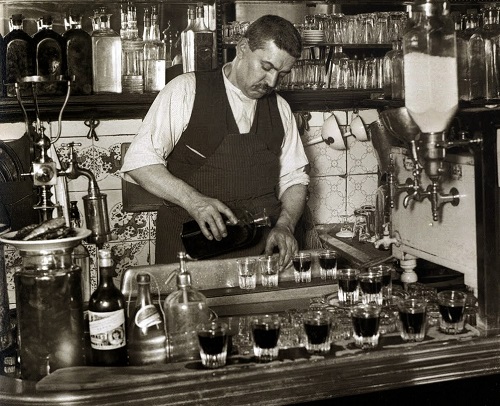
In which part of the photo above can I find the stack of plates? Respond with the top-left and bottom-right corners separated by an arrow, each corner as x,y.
302,29 -> 325,44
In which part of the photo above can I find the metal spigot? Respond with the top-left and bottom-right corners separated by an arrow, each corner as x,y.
374,223 -> 401,250
426,182 -> 460,222
387,152 -> 420,209
59,142 -> 112,247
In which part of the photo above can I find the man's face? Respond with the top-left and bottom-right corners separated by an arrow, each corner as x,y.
235,39 -> 296,99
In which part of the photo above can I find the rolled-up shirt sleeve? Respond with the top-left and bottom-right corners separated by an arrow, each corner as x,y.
120,73 -> 196,183
276,94 -> 310,199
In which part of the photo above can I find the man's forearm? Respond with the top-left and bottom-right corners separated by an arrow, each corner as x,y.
275,184 -> 308,233
126,164 -> 202,209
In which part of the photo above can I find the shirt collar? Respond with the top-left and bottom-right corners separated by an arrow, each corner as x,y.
222,63 -> 256,104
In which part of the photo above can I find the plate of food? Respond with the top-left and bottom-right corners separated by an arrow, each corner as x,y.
0,217 -> 91,252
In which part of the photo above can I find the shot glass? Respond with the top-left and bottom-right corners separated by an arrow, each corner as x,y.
259,255 -> 279,288
318,249 -> 338,280
292,252 -> 312,283
237,258 -> 257,290
303,309 -> 333,354
337,268 -> 360,306
397,298 -> 427,342
197,320 -> 229,369
251,314 -> 281,362
359,269 -> 384,305
351,303 -> 381,349
437,290 -> 467,334
368,265 -> 393,303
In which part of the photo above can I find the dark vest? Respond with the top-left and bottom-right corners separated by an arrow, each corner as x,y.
155,69 -> 285,263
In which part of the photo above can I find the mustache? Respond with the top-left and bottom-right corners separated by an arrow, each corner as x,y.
255,84 -> 274,94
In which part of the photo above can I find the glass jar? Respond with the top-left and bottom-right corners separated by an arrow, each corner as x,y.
14,248 -> 85,381
403,0 -> 458,134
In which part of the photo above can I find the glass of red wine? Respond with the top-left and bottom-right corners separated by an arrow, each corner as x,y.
197,320 -> 229,368
250,314 -> 281,362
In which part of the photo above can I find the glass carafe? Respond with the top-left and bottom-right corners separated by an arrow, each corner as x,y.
403,0 -> 458,134
181,208 -> 271,260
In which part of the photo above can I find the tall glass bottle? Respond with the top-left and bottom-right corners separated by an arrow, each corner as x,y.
63,13 -> 92,95
468,14 -> 487,100
144,5 -> 167,92
457,13 -> 480,101
181,3 -> 214,73
163,252 -> 210,362
403,0 -> 458,134
88,249 -> 128,366
32,15 -> 67,95
383,39 -> 404,100
4,14 -> 35,97
91,8 -> 122,94
127,273 -> 168,365
476,5 -> 500,100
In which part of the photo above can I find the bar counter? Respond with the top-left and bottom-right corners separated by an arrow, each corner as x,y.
1,238 -> 499,405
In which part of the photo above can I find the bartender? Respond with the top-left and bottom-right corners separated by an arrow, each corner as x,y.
121,15 -> 310,266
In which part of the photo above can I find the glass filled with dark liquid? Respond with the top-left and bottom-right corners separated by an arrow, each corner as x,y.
303,309 -> 333,354
437,290 -> 467,334
368,264 -> 393,304
318,249 -> 338,280
197,321 -> 228,368
359,269 -> 383,305
397,297 -> 427,342
337,268 -> 360,306
251,314 -> 281,362
292,252 -> 312,283
351,303 -> 381,349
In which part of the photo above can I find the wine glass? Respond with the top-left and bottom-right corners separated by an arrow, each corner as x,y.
336,214 -> 354,238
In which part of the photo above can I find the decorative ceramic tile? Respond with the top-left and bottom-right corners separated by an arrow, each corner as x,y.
149,211 -> 157,241
84,242 -> 99,295
119,211 -> 152,242
3,248 -> 20,306
347,139 -> 379,175
346,174 -> 379,214
305,140 -> 346,177
97,119 -> 143,136
308,175 -> 347,225
150,239 -> 156,265
106,190 -> 127,241
104,240 -> 149,286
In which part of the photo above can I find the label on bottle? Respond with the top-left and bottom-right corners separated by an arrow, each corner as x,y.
88,310 -> 126,350
134,305 -> 163,329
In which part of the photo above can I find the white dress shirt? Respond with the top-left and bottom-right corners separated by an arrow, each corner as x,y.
121,64 -> 310,198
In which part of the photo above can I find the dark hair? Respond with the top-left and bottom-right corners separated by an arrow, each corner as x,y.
243,15 -> 302,59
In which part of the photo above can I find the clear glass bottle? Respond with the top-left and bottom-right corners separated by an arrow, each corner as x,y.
127,273 -> 168,366
456,13 -> 479,101
32,15 -> 67,95
91,8 -> 122,94
403,0 -> 458,134
327,45 -> 347,89
144,5 -> 167,92
63,13 -> 92,95
384,39 -> 404,100
181,3 -> 214,73
468,13 -> 487,100
476,5 -> 500,100
4,14 -> 35,97
163,252 -> 210,362
88,249 -> 128,366
181,209 -> 270,260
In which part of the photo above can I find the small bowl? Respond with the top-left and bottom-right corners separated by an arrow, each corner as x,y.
322,113 -> 346,150
350,114 -> 369,141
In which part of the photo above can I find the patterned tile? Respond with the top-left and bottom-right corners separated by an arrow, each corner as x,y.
305,139 -> 346,177
347,138 -> 379,175
3,248 -> 20,307
119,211 -> 152,242
346,174 -> 379,214
308,176 -> 347,225
104,240 -> 150,287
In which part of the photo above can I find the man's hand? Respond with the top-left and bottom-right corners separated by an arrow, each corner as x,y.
264,224 -> 298,269
186,197 -> 238,241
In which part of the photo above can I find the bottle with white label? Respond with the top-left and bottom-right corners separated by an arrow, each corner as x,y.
88,249 -> 128,366
127,273 -> 168,365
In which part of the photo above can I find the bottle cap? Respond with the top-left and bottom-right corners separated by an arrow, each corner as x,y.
98,249 -> 114,268
136,273 -> 151,284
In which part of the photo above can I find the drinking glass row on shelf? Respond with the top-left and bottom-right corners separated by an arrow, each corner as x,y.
223,12 -> 408,46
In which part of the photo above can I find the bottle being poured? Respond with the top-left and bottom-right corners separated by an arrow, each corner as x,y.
181,208 -> 271,260
163,252 -> 210,362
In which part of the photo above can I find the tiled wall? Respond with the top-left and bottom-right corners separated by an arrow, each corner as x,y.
1,108 -> 380,307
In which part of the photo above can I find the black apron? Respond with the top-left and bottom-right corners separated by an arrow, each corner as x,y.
155,70 -> 284,264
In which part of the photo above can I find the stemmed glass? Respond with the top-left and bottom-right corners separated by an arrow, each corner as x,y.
336,214 -> 354,238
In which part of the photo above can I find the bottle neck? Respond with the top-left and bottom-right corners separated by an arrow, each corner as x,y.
136,283 -> 153,307
98,267 -> 116,287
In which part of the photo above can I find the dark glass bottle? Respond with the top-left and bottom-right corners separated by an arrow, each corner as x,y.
88,249 -> 128,366
32,15 -> 67,95
3,14 -> 35,97
181,209 -> 270,260
63,13 -> 92,95
127,273 -> 168,365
